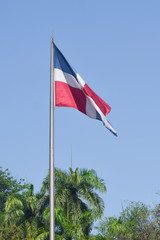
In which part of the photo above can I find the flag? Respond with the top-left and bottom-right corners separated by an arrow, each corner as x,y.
54,44 -> 117,136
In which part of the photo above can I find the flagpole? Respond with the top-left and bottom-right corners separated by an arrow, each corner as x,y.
50,36 -> 54,240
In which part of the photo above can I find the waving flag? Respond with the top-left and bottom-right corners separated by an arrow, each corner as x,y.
54,44 -> 117,136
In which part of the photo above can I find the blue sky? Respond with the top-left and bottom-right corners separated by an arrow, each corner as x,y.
0,0 -> 160,219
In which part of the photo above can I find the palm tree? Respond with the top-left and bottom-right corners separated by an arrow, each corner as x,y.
2,168 -> 106,240
41,167 -> 106,239
4,184 -> 42,239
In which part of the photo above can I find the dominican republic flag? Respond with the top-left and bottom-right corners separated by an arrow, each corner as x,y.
54,44 -> 117,136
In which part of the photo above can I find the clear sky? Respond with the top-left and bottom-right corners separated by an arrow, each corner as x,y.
0,0 -> 160,219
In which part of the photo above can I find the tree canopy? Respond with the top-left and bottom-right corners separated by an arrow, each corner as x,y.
0,167 -> 106,240
0,167 -> 27,212
0,166 -> 160,240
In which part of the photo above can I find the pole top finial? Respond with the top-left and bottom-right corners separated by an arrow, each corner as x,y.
51,34 -> 54,43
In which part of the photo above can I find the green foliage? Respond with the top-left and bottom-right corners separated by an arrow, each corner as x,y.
97,201 -> 160,240
151,203 -> 160,238
0,167 -> 27,212
39,167 -> 106,239
0,224 -> 23,240
1,166 -> 160,240
5,195 -> 24,226
0,166 -> 106,240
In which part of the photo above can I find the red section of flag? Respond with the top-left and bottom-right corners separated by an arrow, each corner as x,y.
55,81 -> 86,114
83,84 -> 111,116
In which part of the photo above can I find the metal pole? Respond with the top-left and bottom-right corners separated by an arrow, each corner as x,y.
49,37 -> 54,240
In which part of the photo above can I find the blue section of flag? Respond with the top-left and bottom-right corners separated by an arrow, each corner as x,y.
96,111 -> 101,120
54,44 -> 77,80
